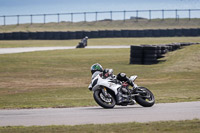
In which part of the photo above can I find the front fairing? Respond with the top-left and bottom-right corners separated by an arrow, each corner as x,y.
91,74 -> 121,95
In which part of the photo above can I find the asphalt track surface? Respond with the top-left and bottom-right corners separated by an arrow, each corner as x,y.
0,101 -> 200,126
0,46 -> 130,54
0,47 -> 199,126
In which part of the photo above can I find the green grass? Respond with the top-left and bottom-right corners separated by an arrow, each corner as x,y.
0,119 -> 200,133
0,19 -> 200,33
0,43 -> 200,109
0,37 -> 200,48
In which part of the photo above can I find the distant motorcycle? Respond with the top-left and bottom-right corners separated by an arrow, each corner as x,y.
90,70 -> 155,109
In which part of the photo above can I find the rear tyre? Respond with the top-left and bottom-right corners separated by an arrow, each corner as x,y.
135,87 -> 155,107
93,89 -> 116,109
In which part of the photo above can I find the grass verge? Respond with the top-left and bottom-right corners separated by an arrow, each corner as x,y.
0,37 -> 200,48
0,19 -> 200,32
0,44 -> 200,109
0,119 -> 200,133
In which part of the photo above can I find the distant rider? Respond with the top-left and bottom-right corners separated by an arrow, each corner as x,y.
81,36 -> 88,47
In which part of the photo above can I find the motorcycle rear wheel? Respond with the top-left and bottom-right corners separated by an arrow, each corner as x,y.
135,87 -> 155,107
93,89 -> 116,109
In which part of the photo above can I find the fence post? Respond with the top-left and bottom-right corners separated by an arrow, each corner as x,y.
3,16 -> 6,26
57,13 -> 60,23
44,14 -> 46,24
71,13 -> 73,23
162,9 -> 164,21
136,10 -> 138,22
123,10 -> 126,21
84,12 -> 86,22
175,9 -> 178,21
17,15 -> 19,25
110,11 -> 112,21
30,15 -> 33,25
189,9 -> 191,21
149,10 -> 151,21
95,12 -> 98,22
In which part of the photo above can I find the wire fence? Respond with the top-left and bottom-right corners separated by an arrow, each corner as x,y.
0,9 -> 200,25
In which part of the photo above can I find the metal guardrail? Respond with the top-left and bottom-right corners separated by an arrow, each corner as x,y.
0,9 -> 200,25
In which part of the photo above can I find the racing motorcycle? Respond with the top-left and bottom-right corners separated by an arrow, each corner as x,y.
90,70 -> 155,109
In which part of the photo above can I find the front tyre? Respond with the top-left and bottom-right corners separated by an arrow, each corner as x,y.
135,87 -> 155,107
93,89 -> 116,109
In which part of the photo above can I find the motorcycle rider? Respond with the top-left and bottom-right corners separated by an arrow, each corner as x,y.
81,36 -> 88,47
88,63 -> 133,91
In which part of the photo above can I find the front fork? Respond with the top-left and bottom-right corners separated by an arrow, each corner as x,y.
101,87 -> 110,98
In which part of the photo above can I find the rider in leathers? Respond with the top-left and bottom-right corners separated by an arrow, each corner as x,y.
88,63 -> 135,105
88,63 -> 133,92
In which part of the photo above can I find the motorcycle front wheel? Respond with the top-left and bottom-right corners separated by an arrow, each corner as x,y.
93,89 -> 116,109
135,87 -> 155,107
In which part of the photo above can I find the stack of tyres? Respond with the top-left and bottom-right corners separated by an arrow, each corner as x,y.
0,33 -> 4,40
83,31 -> 91,38
143,45 -> 158,64
4,33 -> 12,40
29,32 -> 37,40
37,32 -> 45,40
60,32 -> 69,40
45,32 -> 53,40
68,31 -> 76,39
180,42 -> 191,47
130,42 -> 199,65
121,30 -> 129,37
166,44 -> 176,51
172,43 -> 181,50
98,30 -> 107,38
113,30 -> 122,37
75,31 -> 84,39
90,31 -> 99,38
106,30 -> 114,38
12,32 -> 20,40
165,44 -> 173,52
20,32 -> 29,40
130,45 -> 143,64
52,32 -> 61,40
159,45 -> 169,57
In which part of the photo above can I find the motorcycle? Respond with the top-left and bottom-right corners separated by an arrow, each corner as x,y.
90,70 -> 155,109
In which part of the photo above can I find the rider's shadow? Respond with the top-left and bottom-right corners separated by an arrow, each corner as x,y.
83,106 -> 143,110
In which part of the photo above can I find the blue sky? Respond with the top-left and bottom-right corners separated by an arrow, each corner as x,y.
0,0 -> 200,25
1,0 -> 200,15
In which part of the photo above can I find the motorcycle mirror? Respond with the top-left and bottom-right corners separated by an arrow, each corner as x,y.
130,75 -> 138,82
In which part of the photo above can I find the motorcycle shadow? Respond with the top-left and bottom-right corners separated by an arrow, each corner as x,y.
85,105 -> 143,110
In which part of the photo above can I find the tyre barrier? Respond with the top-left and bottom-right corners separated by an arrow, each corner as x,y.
130,45 -> 143,64
0,28 -> 200,40
130,42 -> 199,65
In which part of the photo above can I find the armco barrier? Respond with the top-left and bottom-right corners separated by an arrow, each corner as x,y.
0,28 -> 200,40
